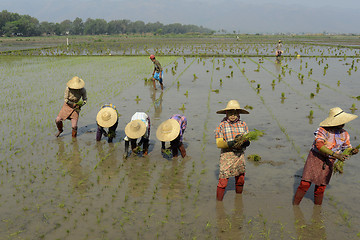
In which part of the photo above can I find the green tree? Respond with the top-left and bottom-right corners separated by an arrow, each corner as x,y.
71,17 -> 84,35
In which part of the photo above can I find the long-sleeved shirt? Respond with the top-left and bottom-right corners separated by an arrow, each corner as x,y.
215,117 -> 249,142
170,114 -> 187,142
64,87 -> 87,106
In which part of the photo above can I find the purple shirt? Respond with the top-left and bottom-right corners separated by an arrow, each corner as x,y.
170,114 -> 187,142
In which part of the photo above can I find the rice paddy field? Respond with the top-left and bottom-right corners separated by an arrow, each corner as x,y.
1,35 -> 360,239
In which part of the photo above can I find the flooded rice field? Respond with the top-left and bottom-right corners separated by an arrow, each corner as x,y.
1,37 -> 360,239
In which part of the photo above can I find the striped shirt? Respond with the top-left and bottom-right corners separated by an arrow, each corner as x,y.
170,114 -> 187,142
215,117 -> 249,142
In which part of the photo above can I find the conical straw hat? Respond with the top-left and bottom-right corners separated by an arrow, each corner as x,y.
216,100 -> 249,114
156,119 -> 180,142
125,120 -> 147,139
67,76 -> 85,89
319,107 -> 357,127
96,107 -> 118,128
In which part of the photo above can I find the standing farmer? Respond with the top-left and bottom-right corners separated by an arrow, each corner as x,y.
149,55 -> 163,90
96,104 -> 119,143
156,114 -> 187,158
215,100 -> 250,201
276,39 -> 283,57
55,76 -> 87,138
293,107 -> 358,205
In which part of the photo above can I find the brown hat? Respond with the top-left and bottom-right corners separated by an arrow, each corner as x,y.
96,107 -> 118,128
319,107 -> 357,127
216,100 -> 249,114
125,120 -> 147,139
67,76 -> 85,89
156,119 -> 180,142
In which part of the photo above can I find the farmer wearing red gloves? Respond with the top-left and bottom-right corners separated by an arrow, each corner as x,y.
293,107 -> 358,205
149,55 -> 163,90
215,100 -> 250,201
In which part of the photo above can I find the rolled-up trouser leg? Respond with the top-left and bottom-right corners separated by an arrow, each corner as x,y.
96,126 -> 103,141
72,127 -> 78,138
178,142 -> 186,158
235,173 -> 245,194
314,185 -> 326,205
55,120 -> 63,137
108,121 -> 118,143
293,180 -> 311,205
142,137 -> 149,155
217,178 -> 228,201
131,139 -> 137,151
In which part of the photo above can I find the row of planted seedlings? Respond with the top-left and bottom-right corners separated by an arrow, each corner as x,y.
0,55 -> 174,238
231,57 -> 317,239
254,55 -> 360,236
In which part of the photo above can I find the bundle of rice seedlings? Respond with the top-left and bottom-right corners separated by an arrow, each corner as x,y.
239,129 -> 264,142
76,99 -> 84,106
333,144 -> 360,174
234,129 -> 264,148
161,148 -> 172,157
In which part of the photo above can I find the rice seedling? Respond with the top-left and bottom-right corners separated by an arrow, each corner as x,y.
350,103 -> 357,113
281,92 -> 286,100
247,154 -> 262,162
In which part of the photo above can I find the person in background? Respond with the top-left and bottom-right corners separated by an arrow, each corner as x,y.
215,100 -> 250,201
276,39 -> 283,57
156,114 -> 187,158
55,76 -> 87,138
293,107 -> 358,205
124,112 -> 151,158
96,103 -> 119,143
149,54 -> 164,91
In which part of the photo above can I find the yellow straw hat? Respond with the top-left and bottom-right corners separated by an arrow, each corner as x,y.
156,119 -> 180,142
319,107 -> 358,127
67,76 -> 85,89
216,100 -> 249,114
125,120 -> 147,139
96,107 -> 118,128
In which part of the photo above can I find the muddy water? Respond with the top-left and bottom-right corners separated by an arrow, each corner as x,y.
0,53 -> 359,239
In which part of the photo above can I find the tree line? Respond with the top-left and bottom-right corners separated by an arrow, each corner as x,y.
0,10 -> 214,37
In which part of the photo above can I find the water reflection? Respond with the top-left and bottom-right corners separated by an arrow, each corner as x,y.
95,142 -> 118,184
123,156 -> 151,197
216,194 -> 244,239
56,139 -> 90,194
150,88 -> 163,120
159,158 -> 189,200
275,58 -> 282,72
293,205 -> 326,239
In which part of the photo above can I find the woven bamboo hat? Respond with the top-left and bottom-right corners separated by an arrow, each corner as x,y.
319,107 -> 357,127
216,100 -> 249,114
67,76 -> 85,89
156,119 -> 180,142
96,107 -> 118,128
125,120 -> 147,139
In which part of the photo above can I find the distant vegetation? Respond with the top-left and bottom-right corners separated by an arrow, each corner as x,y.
0,10 -> 215,37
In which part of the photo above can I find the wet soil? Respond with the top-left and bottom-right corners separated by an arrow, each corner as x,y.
0,39 -> 359,239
